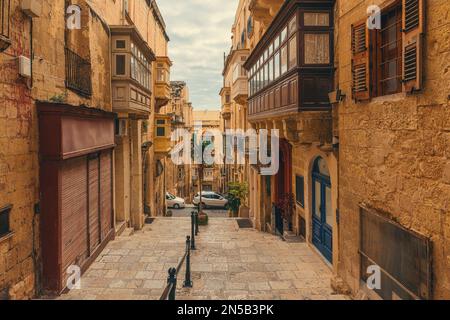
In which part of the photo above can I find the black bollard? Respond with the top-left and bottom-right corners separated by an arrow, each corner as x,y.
183,236 -> 193,288
190,212 -> 196,250
167,267 -> 177,300
195,210 -> 199,236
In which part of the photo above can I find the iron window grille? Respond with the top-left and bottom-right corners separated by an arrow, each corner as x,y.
0,204 -> 12,238
0,0 -> 11,52
65,47 -> 93,97
295,175 -> 305,207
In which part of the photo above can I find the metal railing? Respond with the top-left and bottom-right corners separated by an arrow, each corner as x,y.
0,0 -> 10,39
65,47 -> 92,97
160,211 -> 199,300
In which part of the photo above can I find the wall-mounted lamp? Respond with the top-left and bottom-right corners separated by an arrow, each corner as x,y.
328,89 -> 346,104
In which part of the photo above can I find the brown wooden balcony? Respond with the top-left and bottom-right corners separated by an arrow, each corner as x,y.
154,56 -> 172,112
231,78 -> 248,105
219,87 -> 231,120
154,114 -> 171,158
110,25 -> 155,119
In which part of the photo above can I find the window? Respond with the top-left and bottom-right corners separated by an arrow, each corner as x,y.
157,127 -> 165,137
264,63 -> 269,86
281,45 -> 288,74
268,57 -> 273,83
281,27 -> 288,44
274,52 -> 280,79
116,54 -> 126,75
376,4 -> 403,96
289,15 -> 297,36
116,40 -> 126,49
289,36 -> 297,69
295,176 -> 305,207
351,0 -> 425,100
304,12 -> 330,26
130,42 -> 151,89
304,33 -> 330,64
0,205 -> 12,238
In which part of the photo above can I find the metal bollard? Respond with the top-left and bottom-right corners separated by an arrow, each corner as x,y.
195,210 -> 199,236
190,212 -> 196,250
167,267 -> 177,300
183,236 -> 193,288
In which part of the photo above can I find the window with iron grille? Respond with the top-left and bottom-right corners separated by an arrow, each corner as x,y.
0,0 -> 11,52
0,204 -> 12,238
65,47 -> 92,97
374,3 -> 403,97
295,175 -> 305,207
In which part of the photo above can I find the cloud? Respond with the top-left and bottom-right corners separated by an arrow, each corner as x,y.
157,0 -> 237,110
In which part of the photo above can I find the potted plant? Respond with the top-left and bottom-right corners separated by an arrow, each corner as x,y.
227,182 -> 249,218
278,193 -> 295,232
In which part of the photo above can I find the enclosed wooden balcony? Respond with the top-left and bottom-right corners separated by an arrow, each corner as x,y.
110,25 -> 155,119
244,0 -> 335,145
154,114 -> 171,158
154,56 -> 172,112
219,87 -> 231,120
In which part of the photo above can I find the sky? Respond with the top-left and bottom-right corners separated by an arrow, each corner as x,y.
157,0 -> 238,111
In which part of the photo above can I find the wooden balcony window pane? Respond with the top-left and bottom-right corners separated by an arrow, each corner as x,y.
281,27 -> 288,44
304,12 -> 329,26
304,33 -> 330,64
116,55 -> 126,75
289,16 -> 297,36
274,52 -> 280,79
268,57 -> 274,83
289,35 -> 297,69
281,45 -> 288,74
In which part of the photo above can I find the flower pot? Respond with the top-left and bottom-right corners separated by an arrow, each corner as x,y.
239,205 -> 250,218
198,213 -> 209,225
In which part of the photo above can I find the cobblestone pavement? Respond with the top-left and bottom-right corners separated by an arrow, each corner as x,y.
59,218 -> 349,300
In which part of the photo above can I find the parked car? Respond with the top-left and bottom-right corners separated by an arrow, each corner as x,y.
166,192 -> 186,209
192,191 -> 228,209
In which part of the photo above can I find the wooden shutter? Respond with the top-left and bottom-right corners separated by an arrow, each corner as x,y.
351,20 -> 371,101
402,0 -> 425,92
61,157 -> 89,282
88,156 -> 100,253
100,151 -> 113,241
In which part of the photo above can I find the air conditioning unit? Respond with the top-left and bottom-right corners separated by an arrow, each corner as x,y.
21,0 -> 42,18
18,56 -> 31,78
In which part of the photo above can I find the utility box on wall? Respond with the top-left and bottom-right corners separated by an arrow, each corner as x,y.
21,0 -> 42,18
18,56 -> 31,78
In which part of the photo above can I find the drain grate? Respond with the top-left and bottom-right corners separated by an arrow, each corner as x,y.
237,219 -> 253,229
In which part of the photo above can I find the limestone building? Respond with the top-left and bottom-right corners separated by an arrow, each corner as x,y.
334,0 -> 450,300
193,110 -> 221,193
0,0 -> 172,298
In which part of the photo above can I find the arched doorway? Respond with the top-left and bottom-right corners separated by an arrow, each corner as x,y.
312,157 -> 333,263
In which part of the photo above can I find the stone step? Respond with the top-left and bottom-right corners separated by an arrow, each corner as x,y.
115,221 -> 127,236
283,231 -> 305,243
119,228 -> 135,237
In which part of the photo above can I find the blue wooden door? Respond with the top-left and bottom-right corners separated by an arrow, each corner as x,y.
312,161 -> 333,263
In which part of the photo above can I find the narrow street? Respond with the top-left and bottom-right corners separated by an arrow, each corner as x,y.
60,218 -> 349,300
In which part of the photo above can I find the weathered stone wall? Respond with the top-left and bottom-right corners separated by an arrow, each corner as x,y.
337,0 -> 450,299
0,0 -> 39,300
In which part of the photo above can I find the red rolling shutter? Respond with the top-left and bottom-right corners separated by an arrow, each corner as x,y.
100,150 -> 113,241
61,157 -> 89,284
